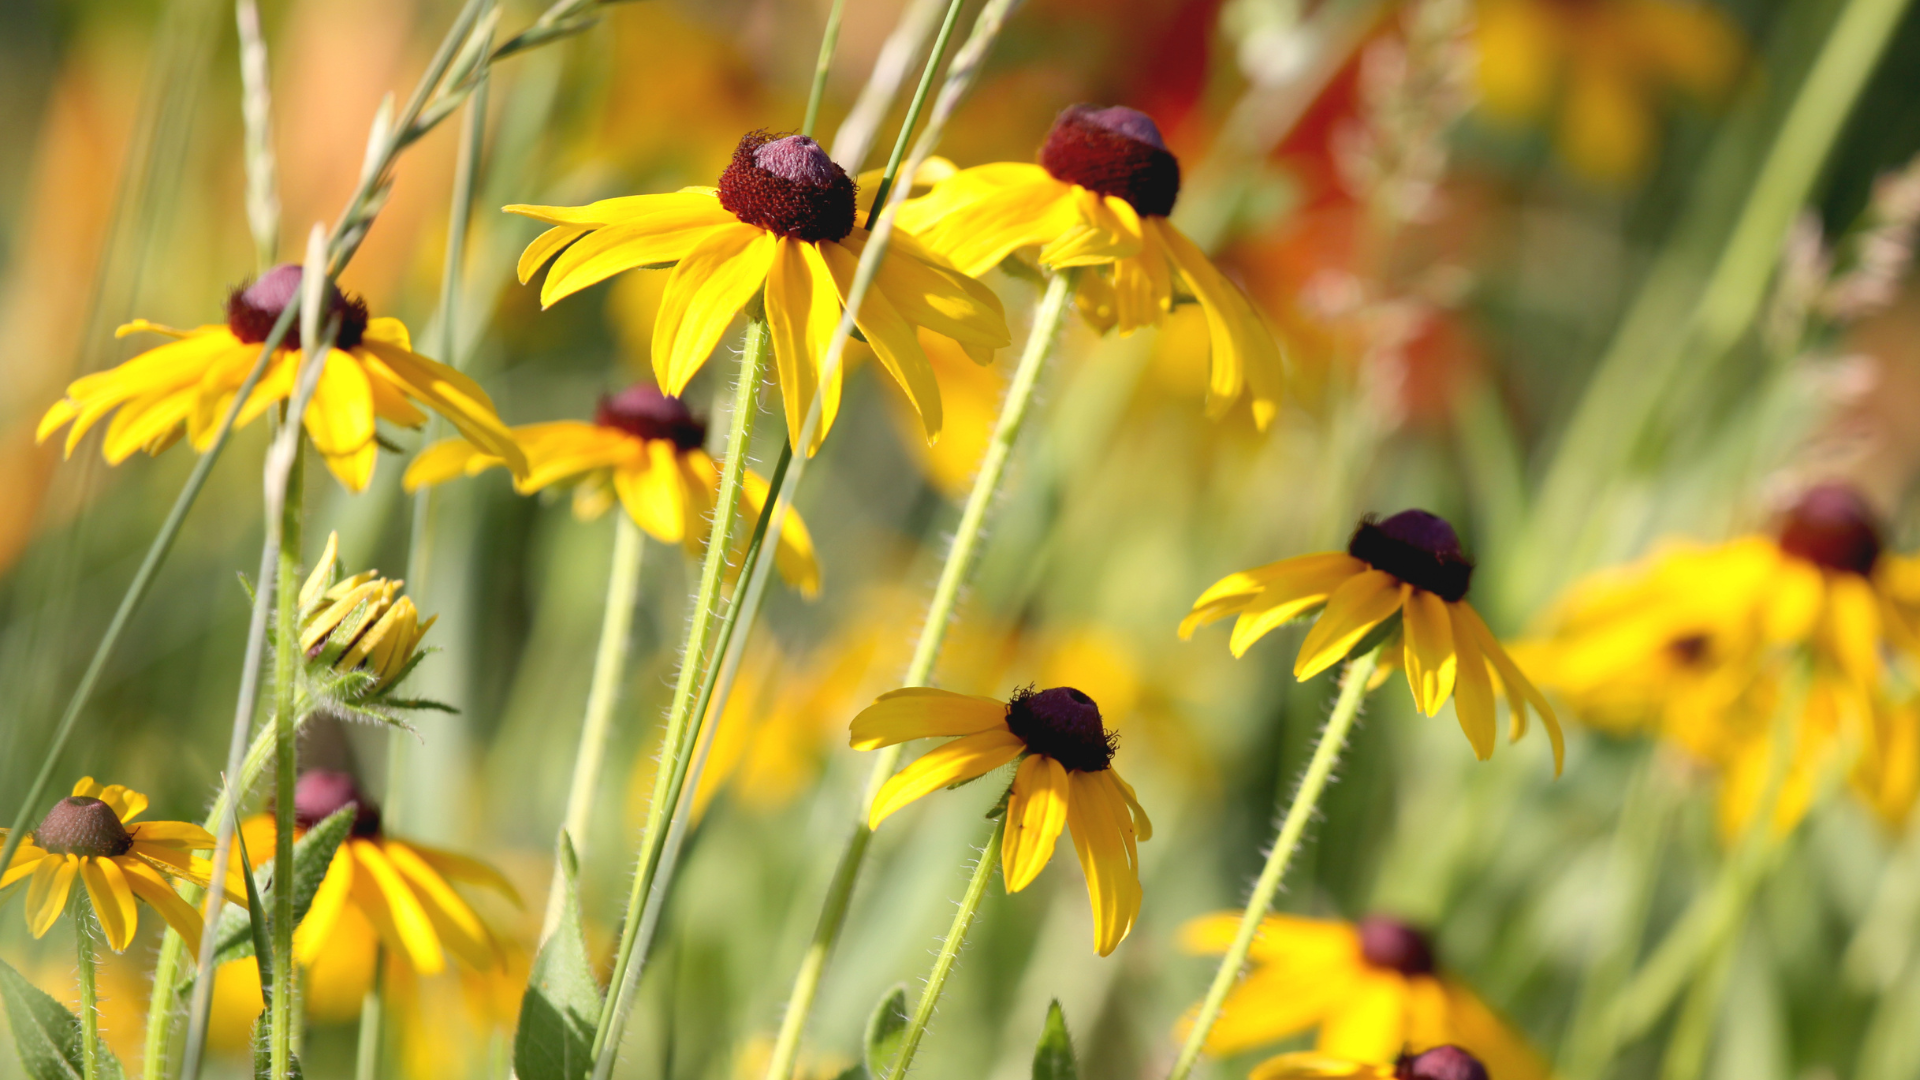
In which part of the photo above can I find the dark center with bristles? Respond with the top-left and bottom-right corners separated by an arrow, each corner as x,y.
1348,510 -> 1475,602
1396,1046 -> 1489,1080
1358,915 -> 1436,976
1004,686 -> 1117,773
1039,104 -> 1182,218
293,769 -> 382,838
1778,483 -> 1883,576
718,132 -> 857,243
34,797 -> 133,858
595,385 -> 708,451
226,264 -> 370,350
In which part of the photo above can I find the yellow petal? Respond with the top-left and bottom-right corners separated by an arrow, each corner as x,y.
1001,755 -> 1070,892
1066,770 -> 1140,956
505,190 -> 724,228
613,443 -> 687,544
1401,589 -> 1458,717
1458,602 -> 1564,775
121,857 -> 206,956
1227,555 -> 1373,654
358,344 -> 528,479
1248,1053 -> 1390,1080
540,200 -> 738,307
740,466 -> 821,597
867,729 -> 1026,828
127,821 -> 215,848
518,224 -> 591,284
764,237 -> 844,454
26,854 -> 78,938
81,857 -> 139,952
383,842 -> 495,971
351,840 -> 445,974
896,168 -> 1088,277
294,846 -> 355,965
405,844 -> 521,905
1448,603 -> 1498,760
1181,552 -> 1357,638
1316,971 -> 1410,1061
1153,218 -> 1285,429
1295,572 -> 1407,679
819,239 -> 943,442
856,230 -> 1011,350
302,350 -> 376,458
404,438 -> 497,493
849,687 -> 1009,749
652,224 -> 778,395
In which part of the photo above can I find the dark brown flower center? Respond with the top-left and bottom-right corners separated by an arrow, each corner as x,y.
595,385 -> 708,451
1396,1046 -> 1488,1080
1349,510 -> 1474,602
293,769 -> 382,838
1778,483 -> 1882,576
227,264 -> 369,350
34,797 -> 133,857
1358,915 -> 1435,975
1005,686 -> 1117,773
1039,105 -> 1181,218
718,132 -> 857,243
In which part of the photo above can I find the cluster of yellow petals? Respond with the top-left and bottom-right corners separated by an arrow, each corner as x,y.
298,532 -> 435,693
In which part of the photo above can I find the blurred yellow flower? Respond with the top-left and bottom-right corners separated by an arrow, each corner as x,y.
35,265 -> 526,493
0,778 -> 237,953
1251,1045 -> 1491,1080
898,104 -> 1285,428
1475,0 -> 1744,182
853,685 -> 1152,955
405,384 -> 820,596
240,771 -> 518,1022
509,131 -> 1009,454
1183,510 -> 1562,771
1180,914 -> 1545,1078
1521,484 -> 1920,832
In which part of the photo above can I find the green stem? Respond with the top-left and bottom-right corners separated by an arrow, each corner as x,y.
884,817 -> 1006,1080
801,0 -> 847,138
589,318 -> 770,1080
1658,924 -> 1740,1080
539,513 -> 645,943
762,269 -> 1076,1080
862,0 -> 967,228
354,950 -> 384,1080
269,443 -> 305,1080
76,892 -> 101,1080
1167,643 -> 1384,1080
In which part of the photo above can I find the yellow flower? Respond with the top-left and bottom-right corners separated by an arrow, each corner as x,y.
403,384 -> 820,596
1249,1046 -> 1491,1080
1520,484 -> 1920,832
507,131 -> 1011,454
35,265 -> 527,493
1180,914 -> 1546,1078
0,778 -> 239,954
1475,0 -> 1744,182
851,685 -> 1152,956
1182,510 -> 1563,771
897,104 -> 1285,428
297,532 -> 436,696
240,771 -> 518,1022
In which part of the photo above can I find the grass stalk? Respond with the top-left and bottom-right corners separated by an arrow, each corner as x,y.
862,0 -> 968,229
354,950 -> 385,1080
883,817 -> 1007,1080
802,0 -> 848,138
1167,643 -> 1384,1080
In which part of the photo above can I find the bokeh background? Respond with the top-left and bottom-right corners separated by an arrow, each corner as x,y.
5,0 -> 1920,1077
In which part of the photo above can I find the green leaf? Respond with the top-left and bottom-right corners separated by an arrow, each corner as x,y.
1030,1000 -> 1078,1080
862,984 -> 910,1080
249,1011 -> 304,1079
827,1067 -> 868,1080
0,956 -> 125,1080
237,829 -> 274,1000
515,832 -> 603,1080
212,804 -> 356,967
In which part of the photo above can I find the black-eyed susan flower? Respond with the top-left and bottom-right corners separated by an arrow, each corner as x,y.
851,685 -> 1151,956
403,384 -> 820,596
1251,1046 -> 1491,1080
1180,914 -> 1546,1078
1520,484 -> 1920,832
35,265 -> 527,492
1182,509 -> 1563,771
1475,0 -> 1743,183
298,531 -> 436,699
507,132 -> 1010,454
896,104 -> 1285,427
240,771 -> 518,1021
0,778 -> 240,953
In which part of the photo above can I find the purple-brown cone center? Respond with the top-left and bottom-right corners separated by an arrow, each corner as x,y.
1039,104 -> 1181,218
1396,1046 -> 1488,1080
1349,510 -> 1475,603
718,132 -> 856,243
34,796 -> 133,857
1358,915 -> 1436,976
1005,686 -> 1117,773
294,769 -> 382,838
227,264 -> 369,350
1778,483 -> 1883,576
595,385 -> 708,451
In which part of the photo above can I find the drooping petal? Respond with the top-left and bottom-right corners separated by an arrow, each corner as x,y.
1448,603 -> 1498,760
1180,553 -> 1361,638
26,855 -> 78,938
539,199 -> 739,307
80,857 -> 139,951
403,438 -> 495,492
867,730 -> 1026,828
1110,769 -> 1153,842
518,224 -> 590,284
1,839 -> 46,890
1040,187 -> 1145,270
1295,572 -> 1407,680
350,840 -> 445,975
764,237 -> 843,454
895,167 -> 1092,277
849,687 -> 1009,749
358,344 -> 529,480
1315,971 -> 1411,1062
294,846 -> 355,965
1001,755 -> 1071,892
383,842 -> 495,971
851,230 -> 1011,351
1458,602 -> 1565,775
1066,770 -> 1140,956
740,466 -> 821,597
1401,588 -> 1459,717
406,845 -> 521,905
505,191 -> 724,228
1229,555 -> 1374,655
1153,218 -> 1285,430
819,239 -> 943,443
612,443 -> 687,544
127,821 -> 214,848
120,857 -> 206,956
653,224 -> 778,395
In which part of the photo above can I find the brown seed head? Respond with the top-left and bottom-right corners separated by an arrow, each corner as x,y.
1005,686 -> 1117,772
1349,510 -> 1475,602
1039,105 -> 1181,218
718,132 -> 857,243
293,770 -> 382,838
1358,915 -> 1436,976
595,385 -> 709,451
1396,1046 -> 1488,1080
1778,483 -> 1883,576
226,264 -> 369,350
34,796 -> 133,858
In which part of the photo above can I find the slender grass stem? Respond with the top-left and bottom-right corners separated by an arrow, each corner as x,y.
1167,643 -> 1384,1080
354,949 -> 385,1080
801,0 -> 847,138
863,0 -> 967,228
76,894 -> 101,1080
539,513 -> 646,943
884,817 -> 1007,1080
763,266 -> 1074,1080
589,319 -> 770,1080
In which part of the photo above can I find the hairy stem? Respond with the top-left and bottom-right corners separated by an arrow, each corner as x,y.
76,893 -> 101,1080
885,817 -> 1006,1080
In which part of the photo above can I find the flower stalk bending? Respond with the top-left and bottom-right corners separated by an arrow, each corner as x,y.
1168,642 -> 1386,1080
